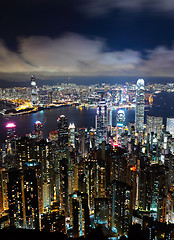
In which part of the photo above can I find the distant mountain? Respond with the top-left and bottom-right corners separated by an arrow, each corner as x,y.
0,76 -> 174,88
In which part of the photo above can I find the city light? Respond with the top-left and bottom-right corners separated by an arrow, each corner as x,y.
0,78 -> 174,239
6,123 -> 16,128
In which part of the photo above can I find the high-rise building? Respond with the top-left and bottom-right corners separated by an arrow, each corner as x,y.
57,115 -> 68,149
8,165 -> 40,229
166,118 -> 174,137
68,123 -> 75,148
94,198 -> 109,226
6,122 -> 16,142
135,79 -> 145,133
31,75 -> 38,106
95,100 -> 108,147
6,122 -> 16,154
69,192 -> 90,238
34,121 -> 43,141
146,115 -> 163,140
109,180 -> 131,236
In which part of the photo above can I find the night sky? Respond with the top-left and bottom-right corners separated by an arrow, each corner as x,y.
1,0 -> 174,82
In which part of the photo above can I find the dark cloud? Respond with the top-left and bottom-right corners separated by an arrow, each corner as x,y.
0,33 -> 174,80
80,0 -> 174,17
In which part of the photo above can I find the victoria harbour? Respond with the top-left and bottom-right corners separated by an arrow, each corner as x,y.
0,91 -> 173,144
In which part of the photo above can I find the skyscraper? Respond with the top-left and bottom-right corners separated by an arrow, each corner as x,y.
6,122 -> 16,142
34,121 -> 43,141
135,79 -> 145,133
95,100 -> 108,147
31,75 -> 38,106
166,118 -> 174,137
146,115 -> 163,140
68,123 -> 75,148
57,115 -> 68,149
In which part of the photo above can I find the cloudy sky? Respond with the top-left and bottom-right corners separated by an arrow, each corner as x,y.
1,0 -> 174,82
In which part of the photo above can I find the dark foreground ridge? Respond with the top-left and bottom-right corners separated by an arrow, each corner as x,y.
0,224 -> 150,240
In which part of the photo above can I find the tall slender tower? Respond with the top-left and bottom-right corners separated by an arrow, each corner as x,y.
135,79 -> 145,133
95,100 -> 108,147
57,115 -> 68,149
31,75 -> 38,106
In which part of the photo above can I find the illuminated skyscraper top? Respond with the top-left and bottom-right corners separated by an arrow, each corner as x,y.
135,79 -> 145,133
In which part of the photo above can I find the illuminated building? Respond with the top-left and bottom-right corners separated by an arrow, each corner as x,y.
94,198 -> 109,226
57,156 -> 69,216
68,123 -> 75,149
143,164 -> 167,221
31,75 -> 38,106
8,169 -> 24,228
6,123 -> 16,142
37,140 -> 54,211
0,169 -> 8,214
41,211 -> 65,233
116,109 -> 125,146
6,122 -> 16,155
69,192 -> 90,238
23,164 -> 40,229
109,180 -> 131,236
16,136 -> 37,169
76,128 -> 88,157
34,121 -> 43,141
121,86 -> 127,102
108,108 -> 112,137
96,100 -> 108,147
8,164 -> 40,229
146,115 -> 163,140
135,79 -> 145,133
57,115 -> 68,149
166,118 -> 174,138
49,131 -> 58,142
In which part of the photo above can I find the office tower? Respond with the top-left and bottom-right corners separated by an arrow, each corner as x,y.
57,115 -> 68,149
108,108 -> 112,137
135,79 -> 145,133
34,121 -> 43,141
96,100 -> 108,147
146,115 -> 163,140
69,192 -> 90,238
6,122 -> 16,155
23,164 -> 39,229
37,140 -> 54,211
76,128 -> 88,157
8,165 -> 40,229
166,118 -> 174,137
41,211 -> 65,233
31,75 -> 38,106
146,165 -> 167,221
116,109 -> 125,146
68,123 -> 75,148
0,169 -> 8,213
94,198 -> 109,226
16,136 -> 37,169
6,122 -> 16,141
109,180 -> 131,236
8,169 -> 24,228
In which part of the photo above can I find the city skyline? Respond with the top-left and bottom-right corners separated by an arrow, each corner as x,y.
0,79 -> 174,238
1,1 -> 174,82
